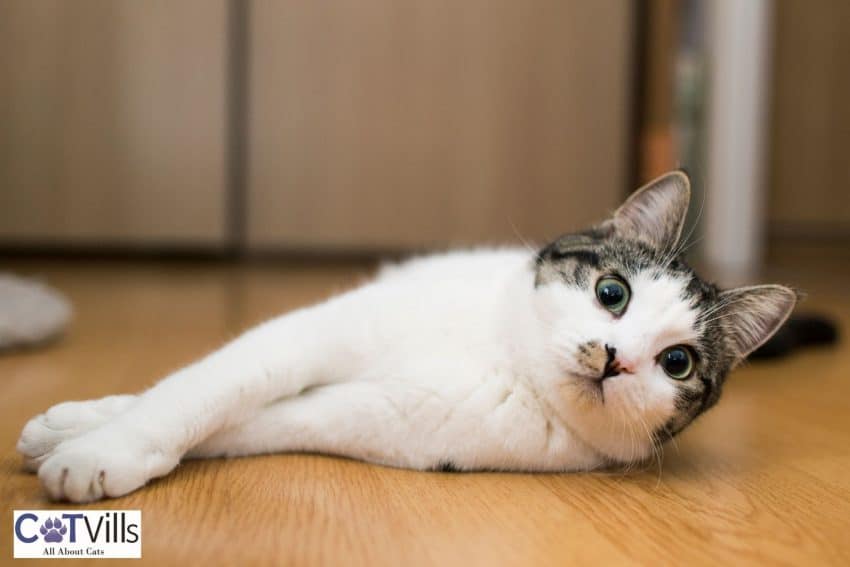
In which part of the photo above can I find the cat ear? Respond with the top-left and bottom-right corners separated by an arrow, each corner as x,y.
609,170 -> 691,251
715,285 -> 798,363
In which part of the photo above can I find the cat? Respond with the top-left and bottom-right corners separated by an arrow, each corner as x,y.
17,171 -> 796,502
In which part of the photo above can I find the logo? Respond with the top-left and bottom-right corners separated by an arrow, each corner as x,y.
13,510 -> 141,559
39,518 -> 68,543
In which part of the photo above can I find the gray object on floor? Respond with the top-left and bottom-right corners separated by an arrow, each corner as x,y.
0,273 -> 72,350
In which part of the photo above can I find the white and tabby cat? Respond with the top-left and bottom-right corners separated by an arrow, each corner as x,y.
18,171 -> 796,502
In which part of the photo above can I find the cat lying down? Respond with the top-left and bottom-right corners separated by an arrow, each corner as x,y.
18,171 -> 796,502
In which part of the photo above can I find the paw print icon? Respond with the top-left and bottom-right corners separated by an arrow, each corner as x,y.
40,517 -> 67,543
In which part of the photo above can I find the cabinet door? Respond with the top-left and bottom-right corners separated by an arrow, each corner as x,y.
769,0 -> 850,238
247,0 -> 634,251
0,0 -> 228,246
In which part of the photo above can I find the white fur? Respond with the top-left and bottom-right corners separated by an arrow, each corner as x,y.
18,247 -> 701,502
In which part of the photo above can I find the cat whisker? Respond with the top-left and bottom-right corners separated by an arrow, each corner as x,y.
508,217 -> 539,256
664,183 -> 707,268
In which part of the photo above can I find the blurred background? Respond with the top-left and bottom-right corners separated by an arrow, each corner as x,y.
0,0 -> 847,283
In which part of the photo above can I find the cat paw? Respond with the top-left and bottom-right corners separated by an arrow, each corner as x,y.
38,428 -> 179,502
17,395 -> 137,472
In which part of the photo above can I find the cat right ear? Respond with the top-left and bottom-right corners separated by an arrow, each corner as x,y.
715,285 -> 798,364
608,170 -> 691,251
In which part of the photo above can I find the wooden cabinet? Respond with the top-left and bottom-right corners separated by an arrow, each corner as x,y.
0,1 -> 634,252
246,0 -> 634,251
0,1 -> 229,247
769,0 -> 850,239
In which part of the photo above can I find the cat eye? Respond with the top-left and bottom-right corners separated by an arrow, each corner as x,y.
659,345 -> 696,380
595,275 -> 630,315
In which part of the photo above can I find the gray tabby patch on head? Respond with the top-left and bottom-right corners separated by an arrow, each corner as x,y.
535,171 -> 693,288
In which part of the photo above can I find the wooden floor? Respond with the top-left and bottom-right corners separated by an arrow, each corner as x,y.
2,252 -> 849,565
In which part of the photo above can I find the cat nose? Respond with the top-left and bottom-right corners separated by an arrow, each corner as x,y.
616,357 -> 637,374
602,344 -> 636,378
602,344 -> 619,378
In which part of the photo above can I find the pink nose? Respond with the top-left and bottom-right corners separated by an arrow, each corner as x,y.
603,345 -> 637,378
614,357 -> 637,374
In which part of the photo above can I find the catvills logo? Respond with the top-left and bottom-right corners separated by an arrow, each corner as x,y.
13,510 -> 141,559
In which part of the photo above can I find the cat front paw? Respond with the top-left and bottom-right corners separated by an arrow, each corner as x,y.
17,395 -> 137,472
37,427 -> 179,502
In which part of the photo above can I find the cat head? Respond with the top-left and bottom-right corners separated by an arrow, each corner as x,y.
532,171 -> 796,465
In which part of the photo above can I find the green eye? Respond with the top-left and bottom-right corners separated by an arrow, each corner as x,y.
659,346 -> 695,380
595,276 -> 630,315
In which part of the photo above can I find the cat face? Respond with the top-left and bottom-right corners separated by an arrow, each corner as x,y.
532,171 -> 796,465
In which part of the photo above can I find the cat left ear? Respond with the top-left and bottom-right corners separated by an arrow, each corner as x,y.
610,170 -> 691,251
715,285 -> 798,364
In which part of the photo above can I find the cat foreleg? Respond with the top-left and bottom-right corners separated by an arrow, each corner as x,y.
28,301 -> 354,502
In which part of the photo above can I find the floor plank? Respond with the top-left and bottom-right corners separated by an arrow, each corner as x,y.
1,257 -> 848,566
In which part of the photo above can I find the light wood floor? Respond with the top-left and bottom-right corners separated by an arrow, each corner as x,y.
1,253 -> 849,566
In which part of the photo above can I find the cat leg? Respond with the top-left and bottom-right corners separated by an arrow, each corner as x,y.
188,378 -> 593,473
30,298 -> 365,502
186,381 -> 434,469
17,395 -> 138,472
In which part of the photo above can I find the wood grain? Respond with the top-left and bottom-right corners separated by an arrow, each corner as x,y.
247,0 -> 633,251
0,1 -> 228,246
1,256 -> 849,566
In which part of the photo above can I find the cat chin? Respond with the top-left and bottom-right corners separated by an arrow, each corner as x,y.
554,377 -> 668,464
600,448 -> 656,470
581,422 -> 658,465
